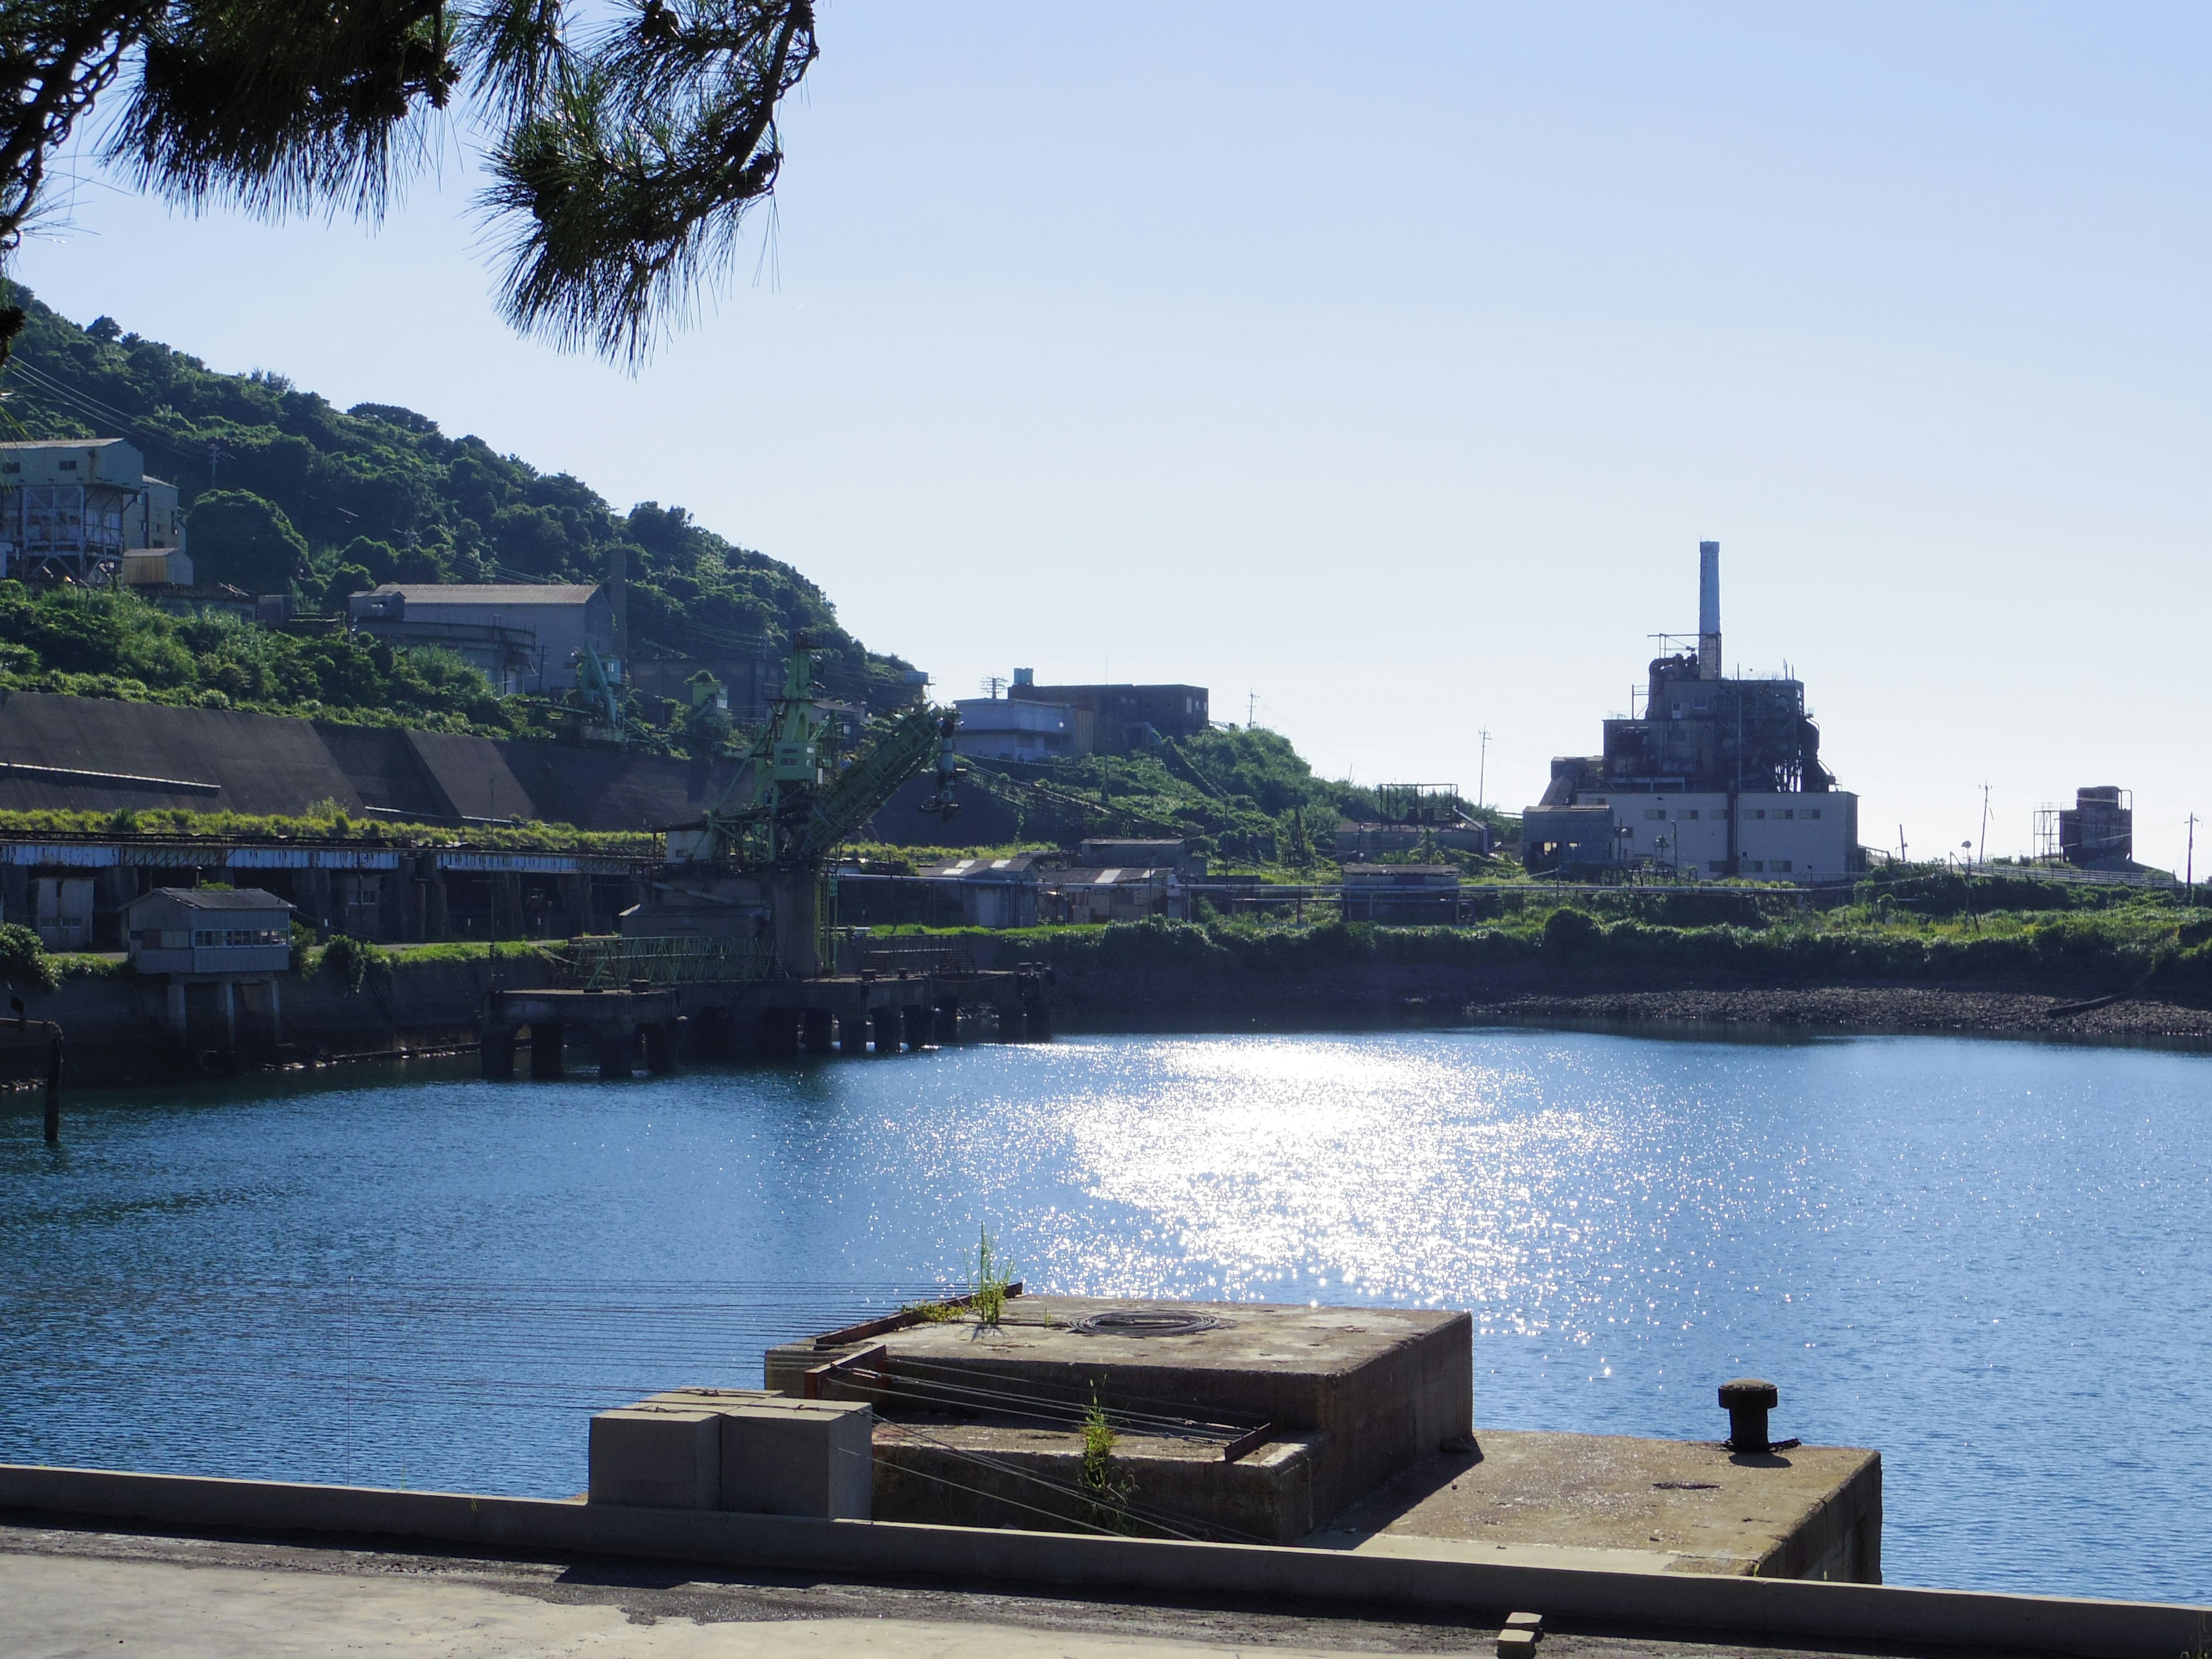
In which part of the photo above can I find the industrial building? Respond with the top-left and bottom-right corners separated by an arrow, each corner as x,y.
2041,786 -> 2135,870
1521,542 -> 1861,880
347,582 -> 614,694
952,694 -> 1086,762
1005,669 -> 1210,753
0,438 -> 185,585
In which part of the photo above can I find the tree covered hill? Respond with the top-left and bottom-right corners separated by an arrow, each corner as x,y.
0,284 -> 918,710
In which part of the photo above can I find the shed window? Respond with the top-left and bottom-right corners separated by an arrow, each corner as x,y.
1777,809 -> 1794,820
1746,860 -> 1766,873
1774,859 -> 1793,873
1802,808 -> 1821,820
1645,809 -> 1666,821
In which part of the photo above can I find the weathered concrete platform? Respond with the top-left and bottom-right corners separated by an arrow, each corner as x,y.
767,1296 -> 1472,1542
871,1421 -> 1327,1544
1308,1431 -> 1881,1582
3,1467 -> 2205,1658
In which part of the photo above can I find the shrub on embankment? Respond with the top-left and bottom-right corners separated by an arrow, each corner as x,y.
914,896 -> 2212,999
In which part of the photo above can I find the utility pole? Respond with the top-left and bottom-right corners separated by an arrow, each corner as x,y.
2189,813 -> 2199,893
1898,826 -> 1908,866
1247,690 -> 1257,728
1478,729 -> 1490,811
1979,783 -> 1990,869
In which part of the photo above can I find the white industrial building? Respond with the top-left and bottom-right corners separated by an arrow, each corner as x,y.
1521,541 -> 1862,881
0,438 -> 184,585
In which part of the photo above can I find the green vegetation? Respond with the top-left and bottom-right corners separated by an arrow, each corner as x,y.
315,934 -> 389,994
871,877 -> 2212,997
960,728 -> 1522,870
0,923 -> 58,997
2,4 -> 819,366
969,1225 -> 1016,1328
1078,1392 -> 1133,1524
1,287 -> 922,714
0,805 -> 657,856
0,581 -> 523,734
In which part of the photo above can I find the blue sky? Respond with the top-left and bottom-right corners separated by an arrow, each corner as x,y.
15,3 -> 2211,868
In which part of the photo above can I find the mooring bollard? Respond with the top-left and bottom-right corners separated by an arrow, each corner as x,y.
1718,1377 -> 1779,1453
1716,1380 -> 1787,1451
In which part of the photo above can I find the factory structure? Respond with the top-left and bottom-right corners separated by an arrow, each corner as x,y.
0,438 -> 187,586
1522,542 -> 1862,880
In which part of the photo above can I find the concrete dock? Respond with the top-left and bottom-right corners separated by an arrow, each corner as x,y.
0,1524 -> 1846,1659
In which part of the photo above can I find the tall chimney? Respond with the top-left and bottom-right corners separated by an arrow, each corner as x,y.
1698,539 -> 1721,681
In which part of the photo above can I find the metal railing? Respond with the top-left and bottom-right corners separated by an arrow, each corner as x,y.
848,941 -> 978,979
561,935 -> 779,989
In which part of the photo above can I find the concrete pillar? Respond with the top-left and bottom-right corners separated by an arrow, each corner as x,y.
869,1007 -> 900,1055
756,1007 -> 800,1058
482,1029 -> 517,1081
556,874 -> 589,940
801,1008 -> 834,1054
595,1029 -> 634,1079
994,1001 -> 1025,1043
836,1004 -> 869,1055
218,979 -> 236,1048
1020,982 -> 1052,1042
691,1005 -> 735,1063
493,873 -> 524,939
165,979 -> 187,1038
425,869 -> 450,941
935,999 -> 962,1044
901,1004 -> 932,1051
529,1021 -> 565,1080
266,978 -> 283,1044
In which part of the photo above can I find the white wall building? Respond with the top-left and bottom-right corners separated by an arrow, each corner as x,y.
0,438 -> 184,584
1526,790 -> 1859,880
953,695 -> 1081,763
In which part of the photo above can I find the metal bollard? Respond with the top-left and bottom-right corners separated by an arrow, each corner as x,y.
1718,1377 -> 1779,1453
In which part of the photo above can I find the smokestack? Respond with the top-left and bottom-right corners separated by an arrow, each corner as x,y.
1698,539 -> 1721,681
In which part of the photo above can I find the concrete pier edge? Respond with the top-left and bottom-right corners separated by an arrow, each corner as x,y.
2,1465 -> 2201,1657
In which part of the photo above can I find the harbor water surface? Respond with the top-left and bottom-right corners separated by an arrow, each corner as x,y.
4,1028 -> 2208,1603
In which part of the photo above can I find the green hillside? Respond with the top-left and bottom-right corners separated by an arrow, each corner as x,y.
0,283 -> 918,711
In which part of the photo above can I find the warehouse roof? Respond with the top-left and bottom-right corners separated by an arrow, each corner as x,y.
125,887 -> 293,912
364,584 -> 601,607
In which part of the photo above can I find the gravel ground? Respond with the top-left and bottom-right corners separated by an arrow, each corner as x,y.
1459,986 -> 2212,1042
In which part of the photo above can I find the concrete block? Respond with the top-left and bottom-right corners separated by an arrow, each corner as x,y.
586,1408 -> 719,1509
717,1399 -> 873,1520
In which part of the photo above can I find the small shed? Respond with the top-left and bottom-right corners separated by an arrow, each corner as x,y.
1339,865 -> 1460,925
919,853 -> 1049,929
126,887 -> 293,975
1045,865 -> 1181,925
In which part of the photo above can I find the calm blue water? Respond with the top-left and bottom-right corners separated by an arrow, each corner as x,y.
3,1029 -> 2209,1603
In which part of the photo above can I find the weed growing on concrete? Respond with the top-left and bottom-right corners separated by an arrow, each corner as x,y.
970,1225 -> 1015,1327
1081,1394 -> 1116,1485
1079,1390 -> 1137,1532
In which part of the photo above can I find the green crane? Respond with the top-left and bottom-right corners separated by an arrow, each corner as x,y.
662,637 -> 961,975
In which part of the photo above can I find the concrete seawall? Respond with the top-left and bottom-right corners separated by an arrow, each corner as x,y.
28,950 -> 553,1085
0,1464 -> 2202,1657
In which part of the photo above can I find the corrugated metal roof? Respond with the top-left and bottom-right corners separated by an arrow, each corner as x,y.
127,886 -> 294,911
369,584 -> 600,606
